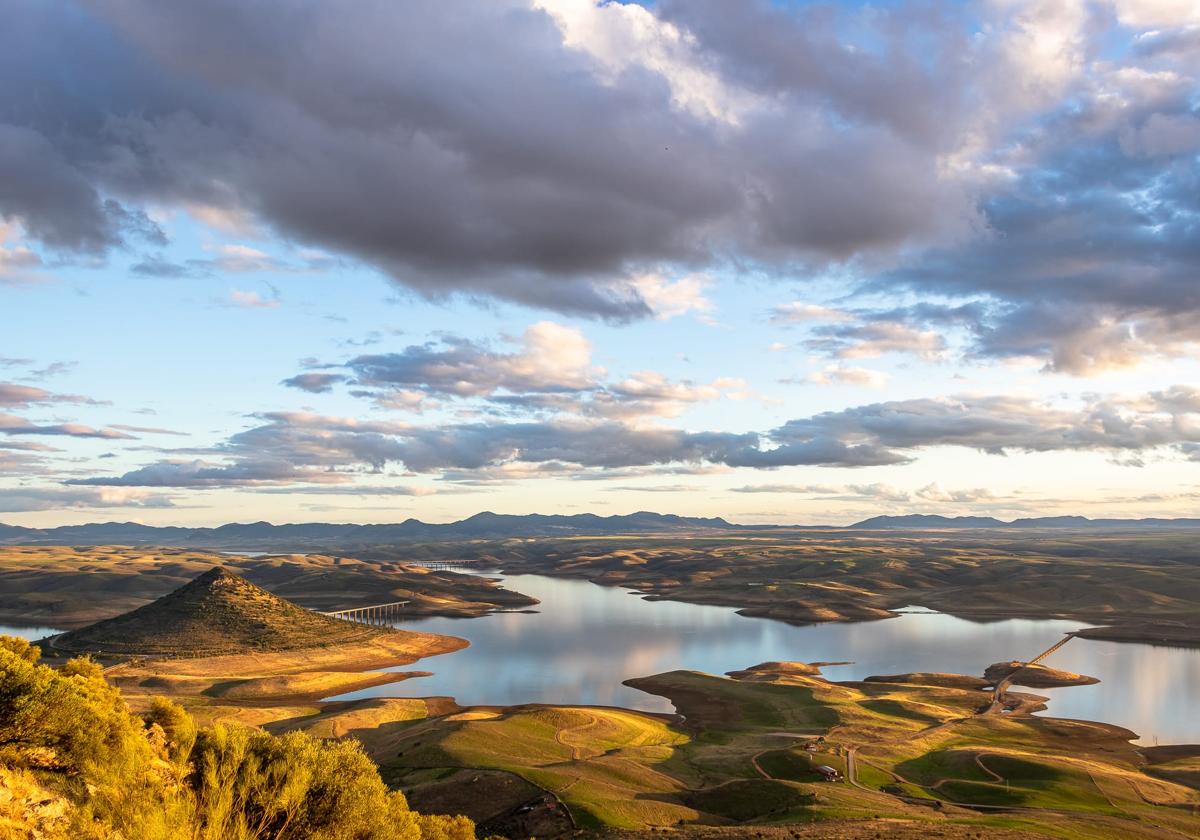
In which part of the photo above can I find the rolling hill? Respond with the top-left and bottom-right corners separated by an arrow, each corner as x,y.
46,566 -> 384,657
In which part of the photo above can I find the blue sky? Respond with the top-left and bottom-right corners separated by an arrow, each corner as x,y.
2,0 -> 1199,526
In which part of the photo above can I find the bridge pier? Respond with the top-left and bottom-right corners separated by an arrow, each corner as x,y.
321,600 -> 411,626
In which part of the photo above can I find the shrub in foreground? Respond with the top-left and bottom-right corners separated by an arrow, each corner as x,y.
0,636 -> 474,840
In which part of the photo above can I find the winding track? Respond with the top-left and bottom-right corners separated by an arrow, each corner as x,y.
845,634 -> 1081,810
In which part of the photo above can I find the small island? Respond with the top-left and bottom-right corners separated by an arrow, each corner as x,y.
984,660 -> 1100,689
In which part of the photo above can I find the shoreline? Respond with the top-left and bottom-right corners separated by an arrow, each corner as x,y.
498,566 -> 1200,648
103,627 -> 469,725
31,619 -> 1200,781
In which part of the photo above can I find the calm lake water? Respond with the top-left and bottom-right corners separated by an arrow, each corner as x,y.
329,572 -> 1200,746
0,624 -> 61,642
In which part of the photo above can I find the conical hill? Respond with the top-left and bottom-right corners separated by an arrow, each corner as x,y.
49,566 -> 384,657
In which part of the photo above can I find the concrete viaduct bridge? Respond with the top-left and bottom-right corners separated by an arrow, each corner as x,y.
990,632 -> 1077,711
412,559 -> 495,572
321,601 -> 410,625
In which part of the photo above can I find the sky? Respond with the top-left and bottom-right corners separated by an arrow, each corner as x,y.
2,0 -> 1200,527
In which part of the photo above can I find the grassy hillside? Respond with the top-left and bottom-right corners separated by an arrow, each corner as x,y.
302,661 -> 1200,839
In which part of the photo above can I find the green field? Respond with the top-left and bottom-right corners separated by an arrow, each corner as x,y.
337,663 -> 1200,838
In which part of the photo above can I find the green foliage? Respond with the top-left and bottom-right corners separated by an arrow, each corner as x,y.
0,636 -> 39,663
59,655 -> 105,680
145,696 -> 198,765
190,723 -> 465,840
0,636 -> 474,840
0,640 -> 193,839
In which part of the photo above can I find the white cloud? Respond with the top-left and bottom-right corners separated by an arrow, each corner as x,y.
510,321 -> 597,388
0,486 -> 177,512
210,244 -> 281,273
730,483 -> 912,502
371,389 -> 429,412
597,371 -> 746,419
186,203 -> 264,238
228,288 -> 281,309
343,321 -> 599,399
1001,0 -> 1090,89
811,321 -> 948,361
770,303 -> 852,324
627,273 -> 715,321
1107,0 -> 1200,27
65,383 -> 1200,490
914,483 -> 998,503
532,0 -> 759,124
0,412 -> 132,440
0,222 -> 46,284
0,383 -> 97,408
807,365 -> 890,388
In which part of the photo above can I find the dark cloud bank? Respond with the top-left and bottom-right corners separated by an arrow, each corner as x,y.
1,1 -> 1197,370
4,0 -> 1200,507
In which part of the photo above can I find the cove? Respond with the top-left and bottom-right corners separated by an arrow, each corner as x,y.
328,571 -> 1200,746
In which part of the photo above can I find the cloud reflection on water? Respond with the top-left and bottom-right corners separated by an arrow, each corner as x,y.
300,574 -> 1200,745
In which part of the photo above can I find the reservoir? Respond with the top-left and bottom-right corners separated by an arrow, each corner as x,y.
1,624 -> 62,643
328,571 -> 1200,746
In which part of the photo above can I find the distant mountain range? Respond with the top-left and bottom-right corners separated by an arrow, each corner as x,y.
0,511 -> 746,548
849,513 -> 1200,529
2,510 -> 1199,548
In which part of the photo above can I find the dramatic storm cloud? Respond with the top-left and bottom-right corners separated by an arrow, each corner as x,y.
3,1 -> 1198,524
0,3 -> 1108,316
2,0 -> 1191,366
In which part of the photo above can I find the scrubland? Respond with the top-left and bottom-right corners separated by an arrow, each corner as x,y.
0,636 -> 473,840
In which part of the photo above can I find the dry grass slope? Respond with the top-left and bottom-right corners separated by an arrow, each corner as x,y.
49,566 -> 384,656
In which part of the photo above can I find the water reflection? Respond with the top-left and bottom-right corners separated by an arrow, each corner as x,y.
330,573 -> 1200,746
0,624 -> 61,642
